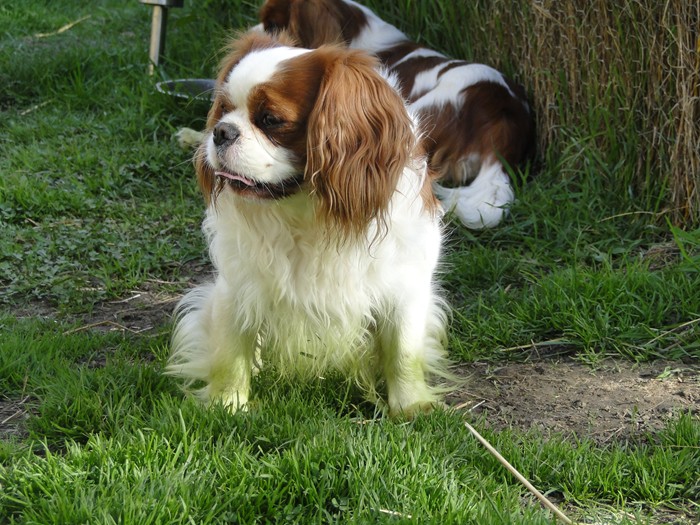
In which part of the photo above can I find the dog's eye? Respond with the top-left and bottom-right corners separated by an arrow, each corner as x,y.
260,112 -> 284,129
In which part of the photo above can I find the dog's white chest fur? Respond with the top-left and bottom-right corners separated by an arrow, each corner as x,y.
204,185 -> 438,374
169,176 -> 450,416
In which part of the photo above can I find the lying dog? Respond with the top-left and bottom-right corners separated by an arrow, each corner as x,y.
167,32 -> 452,418
259,0 -> 536,229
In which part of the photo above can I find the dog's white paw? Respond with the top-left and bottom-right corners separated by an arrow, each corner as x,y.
176,127 -> 205,149
213,387 -> 249,413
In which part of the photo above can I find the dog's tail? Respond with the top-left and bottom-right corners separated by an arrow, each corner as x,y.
433,160 -> 514,229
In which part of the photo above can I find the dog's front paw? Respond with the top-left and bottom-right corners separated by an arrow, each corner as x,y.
209,386 -> 250,414
388,400 -> 443,420
176,127 -> 205,149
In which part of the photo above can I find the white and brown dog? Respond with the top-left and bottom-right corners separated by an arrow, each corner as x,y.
167,32 -> 452,418
259,0 -> 536,229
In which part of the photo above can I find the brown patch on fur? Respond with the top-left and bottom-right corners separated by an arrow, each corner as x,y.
420,167 -> 442,217
260,0 -> 367,48
246,73 -> 319,163
375,41 -> 422,67
390,55 -> 451,99
436,61 -> 468,78
410,134 -> 442,218
194,142 -> 216,205
424,81 -> 535,184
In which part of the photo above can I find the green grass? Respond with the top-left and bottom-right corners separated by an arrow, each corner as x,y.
2,320 -> 698,524
1,1 -> 699,524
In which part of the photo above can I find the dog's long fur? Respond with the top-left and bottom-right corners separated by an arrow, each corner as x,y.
259,0 -> 536,229
167,32 -> 453,418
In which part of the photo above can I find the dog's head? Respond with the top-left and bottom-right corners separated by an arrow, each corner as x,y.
197,32 -> 419,237
259,0 -> 365,48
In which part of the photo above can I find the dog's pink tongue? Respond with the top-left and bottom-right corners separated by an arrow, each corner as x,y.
215,171 -> 256,187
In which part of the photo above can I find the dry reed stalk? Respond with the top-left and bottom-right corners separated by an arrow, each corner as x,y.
669,0 -> 700,222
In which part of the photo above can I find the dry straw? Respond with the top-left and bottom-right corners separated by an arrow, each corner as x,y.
516,1 -> 697,224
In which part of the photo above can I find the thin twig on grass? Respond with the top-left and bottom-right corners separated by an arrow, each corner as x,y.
499,337 -> 572,353
643,317 -> 700,347
149,296 -> 182,306
464,422 -> 575,524
109,294 -> 142,304
147,278 -> 183,285
19,100 -> 52,116
598,210 -> 668,222
452,399 -> 486,412
33,15 -> 91,38
62,320 -> 152,335
1,410 -> 24,426
0,396 -> 31,426
377,508 -> 413,519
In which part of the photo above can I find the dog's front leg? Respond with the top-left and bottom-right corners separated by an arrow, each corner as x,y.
205,331 -> 256,412
170,281 -> 257,413
379,295 -> 444,419
204,289 -> 257,412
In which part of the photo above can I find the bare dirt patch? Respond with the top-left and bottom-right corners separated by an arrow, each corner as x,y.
0,396 -> 31,441
448,359 -> 700,443
66,281 -> 182,336
10,260 -> 214,336
12,267 -> 212,336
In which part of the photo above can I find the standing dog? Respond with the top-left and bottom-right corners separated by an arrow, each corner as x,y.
259,0 -> 535,229
167,32 -> 452,418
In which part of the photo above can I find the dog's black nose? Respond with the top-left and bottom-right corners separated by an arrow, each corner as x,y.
213,122 -> 241,146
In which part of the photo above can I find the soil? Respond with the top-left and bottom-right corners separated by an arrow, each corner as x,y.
447,359 -> 699,444
0,396 -> 31,441
3,279 -> 699,448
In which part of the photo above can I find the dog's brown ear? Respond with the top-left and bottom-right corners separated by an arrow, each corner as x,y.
260,0 -> 360,48
305,47 -> 415,239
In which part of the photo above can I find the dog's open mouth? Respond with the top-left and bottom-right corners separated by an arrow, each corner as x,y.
215,170 -> 304,199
